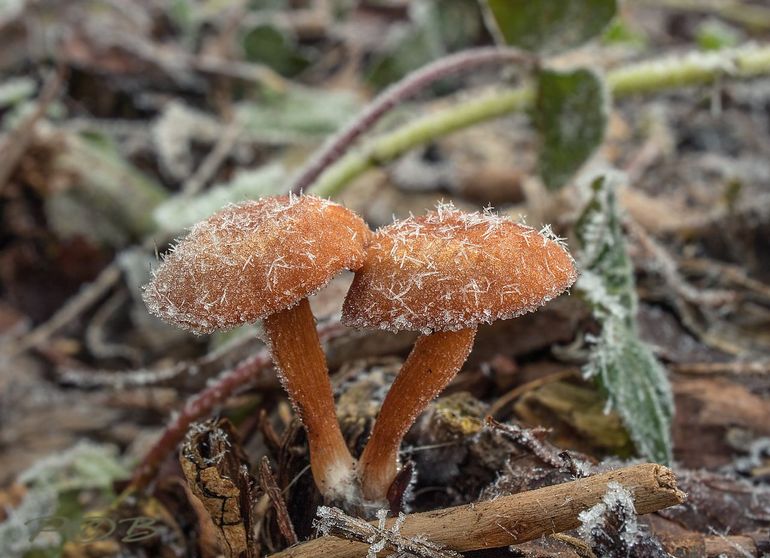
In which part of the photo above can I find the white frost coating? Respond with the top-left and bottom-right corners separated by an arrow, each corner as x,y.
0,483 -> 58,558
182,421 -> 232,466
578,481 -> 643,549
343,201 -> 578,333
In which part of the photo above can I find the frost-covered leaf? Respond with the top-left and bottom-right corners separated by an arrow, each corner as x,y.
153,101 -> 219,181
0,76 -> 35,109
154,89 -> 358,179
585,322 -> 674,465
0,484 -> 58,558
153,164 -> 287,234
575,175 -> 674,465
46,133 -> 168,246
18,441 -> 129,491
0,443 -> 129,557
0,0 -> 23,19
536,67 -> 608,190
483,0 -> 617,53
578,482 -> 668,557
234,87 -> 360,142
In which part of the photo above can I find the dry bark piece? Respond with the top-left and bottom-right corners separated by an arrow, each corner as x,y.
343,202 -> 577,502
179,419 -> 259,558
259,456 -> 298,546
144,194 -> 370,499
268,463 -> 684,558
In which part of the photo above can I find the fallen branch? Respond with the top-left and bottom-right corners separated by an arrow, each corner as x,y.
269,463 -> 685,558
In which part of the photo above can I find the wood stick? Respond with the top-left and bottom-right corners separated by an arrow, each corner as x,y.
269,463 -> 685,558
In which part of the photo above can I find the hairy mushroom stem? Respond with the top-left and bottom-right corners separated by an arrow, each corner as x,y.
263,298 -> 356,500
358,327 -> 477,503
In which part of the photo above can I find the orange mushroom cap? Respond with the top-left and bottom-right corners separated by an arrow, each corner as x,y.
144,194 -> 370,334
342,202 -> 577,334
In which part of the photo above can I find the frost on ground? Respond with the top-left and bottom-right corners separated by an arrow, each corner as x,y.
0,442 -> 128,558
0,484 -> 58,558
578,482 -> 667,558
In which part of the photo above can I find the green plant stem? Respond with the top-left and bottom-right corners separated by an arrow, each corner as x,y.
636,0 -> 770,32
312,44 -> 770,197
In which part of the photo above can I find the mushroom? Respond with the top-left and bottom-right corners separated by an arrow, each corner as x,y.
342,202 -> 577,503
143,194 -> 370,500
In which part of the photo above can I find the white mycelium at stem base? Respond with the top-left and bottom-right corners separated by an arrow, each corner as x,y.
343,202 -> 578,503
263,298 -> 356,498
143,194 -> 370,499
358,327 -> 477,502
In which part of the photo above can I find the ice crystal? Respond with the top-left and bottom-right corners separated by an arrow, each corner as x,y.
578,482 -> 667,557
315,506 -> 460,558
343,202 -> 577,333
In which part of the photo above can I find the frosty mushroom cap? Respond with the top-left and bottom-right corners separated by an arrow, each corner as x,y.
342,202 -> 577,334
144,194 -> 370,334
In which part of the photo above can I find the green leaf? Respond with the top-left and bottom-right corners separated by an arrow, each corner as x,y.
46,133 -> 168,247
367,0 -> 483,89
235,86 -> 359,141
483,0 -> 617,53
242,24 -> 310,77
575,175 -> 674,465
696,19 -> 741,52
536,68 -> 608,190
601,19 -> 647,48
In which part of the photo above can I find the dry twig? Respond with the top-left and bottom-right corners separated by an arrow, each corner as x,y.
671,360 -> 770,375
269,463 -> 685,558
259,457 -> 298,546
1,263 -> 122,360
486,417 -> 591,477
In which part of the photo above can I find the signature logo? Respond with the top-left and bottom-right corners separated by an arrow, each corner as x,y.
25,515 -> 164,544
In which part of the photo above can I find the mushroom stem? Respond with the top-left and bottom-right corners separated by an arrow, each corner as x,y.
359,327 -> 477,502
263,298 -> 355,499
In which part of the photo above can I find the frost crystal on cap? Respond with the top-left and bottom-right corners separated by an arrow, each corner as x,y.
342,202 -> 577,333
144,195 -> 370,333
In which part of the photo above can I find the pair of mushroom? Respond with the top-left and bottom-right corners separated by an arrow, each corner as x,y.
144,195 -> 576,506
